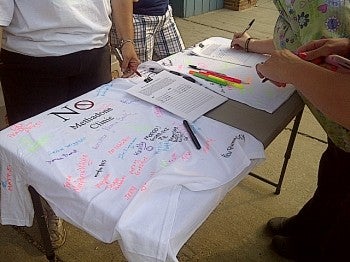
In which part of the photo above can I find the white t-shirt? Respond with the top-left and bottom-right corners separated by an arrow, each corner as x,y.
0,0 -> 112,56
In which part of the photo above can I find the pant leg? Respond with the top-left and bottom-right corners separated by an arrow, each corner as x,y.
67,45 -> 111,99
319,194 -> 350,261
317,140 -> 350,259
133,14 -> 157,62
109,19 -> 151,62
0,46 -> 111,125
153,5 -> 185,61
288,138 -> 350,255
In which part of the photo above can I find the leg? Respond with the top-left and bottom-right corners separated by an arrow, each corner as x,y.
320,194 -> 350,260
1,46 -> 111,252
28,186 -> 56,262
291,139 -> 350,235
0,46 -> 111,125
41,198 -> 67,250
67,45 -> 111,99
269,139 -> 350,259
133,14 -> 157,62
153,6 -> 185,61
0,49 -> 72,124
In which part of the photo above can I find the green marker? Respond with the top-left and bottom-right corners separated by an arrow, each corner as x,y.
192,72 -> 228,86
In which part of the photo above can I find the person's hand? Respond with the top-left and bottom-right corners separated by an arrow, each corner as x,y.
256,49 -> 303,87
296,38 -> 350,62
230,32 -> 251,50
120,44 -> 141,78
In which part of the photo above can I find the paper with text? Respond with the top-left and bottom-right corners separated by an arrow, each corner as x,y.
126,70 -> 227,122
191,37 -> 260,67
159,37 -> 296,113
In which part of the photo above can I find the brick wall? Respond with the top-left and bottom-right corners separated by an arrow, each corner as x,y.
224,0 -> 257,10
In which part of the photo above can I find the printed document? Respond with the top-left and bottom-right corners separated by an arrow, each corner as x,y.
191,37 -> 262,67
126,70 -> 227,122
161,37 -> 296,113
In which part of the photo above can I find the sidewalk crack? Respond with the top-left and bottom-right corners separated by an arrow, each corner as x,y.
285,127 -> 327,144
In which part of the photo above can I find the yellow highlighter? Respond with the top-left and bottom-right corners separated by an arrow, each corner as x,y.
226,81 -> 244,89
206,74 -> 228,85
189,71 -> 228,86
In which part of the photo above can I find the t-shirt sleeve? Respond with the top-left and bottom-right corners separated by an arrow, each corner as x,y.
0,0 -> 14,26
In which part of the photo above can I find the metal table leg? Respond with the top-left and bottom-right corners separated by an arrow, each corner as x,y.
249,107 -> 304,194
274,107 -> 304,194
28,186 -> 56,261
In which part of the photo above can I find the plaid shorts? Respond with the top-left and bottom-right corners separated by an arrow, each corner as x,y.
110,5 -> 185,62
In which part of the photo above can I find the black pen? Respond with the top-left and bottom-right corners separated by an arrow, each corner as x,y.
149,67 -> 201,85
241,19 -> 255,35
183,120 -> 201,150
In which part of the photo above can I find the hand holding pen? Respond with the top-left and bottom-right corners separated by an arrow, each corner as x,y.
257,48 -> 345,87
114,44 -> 141,78
296,38 -> 350,62
231,19 -> 255,49
256,50 -> 303,87
295,38 -> 350,73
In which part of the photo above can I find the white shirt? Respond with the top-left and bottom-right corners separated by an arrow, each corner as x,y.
0,78 -> 265,260
0,0 -> 112,56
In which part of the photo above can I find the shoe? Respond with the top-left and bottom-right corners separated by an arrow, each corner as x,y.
266,216 -> 294,236
271,235 -> 320,261
41,199 -> 67,249
271,235 -> 300,260
47,215 -> 66,249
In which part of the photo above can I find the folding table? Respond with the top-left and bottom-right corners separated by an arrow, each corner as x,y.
0,40 -> 304,261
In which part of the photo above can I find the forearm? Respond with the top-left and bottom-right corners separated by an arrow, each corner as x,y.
110,0 -> 140,75
290,62 -> 350,129
111,0 -> 134,43
248,38 -> 275,54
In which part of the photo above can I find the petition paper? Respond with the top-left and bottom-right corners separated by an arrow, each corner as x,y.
126,70 -> 227,122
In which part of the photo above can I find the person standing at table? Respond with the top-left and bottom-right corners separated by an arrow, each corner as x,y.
110,0 -> 185,66
231,1 -> 350,260
0,0 -> 140,249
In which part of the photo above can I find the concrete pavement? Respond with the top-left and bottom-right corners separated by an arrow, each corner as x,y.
0,1 -> 326,261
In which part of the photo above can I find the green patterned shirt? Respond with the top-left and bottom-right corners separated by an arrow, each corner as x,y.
273,0 -> 350,152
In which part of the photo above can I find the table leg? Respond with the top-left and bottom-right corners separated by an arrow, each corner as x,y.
249,107 -> 304,194
28,186 -> 56,261
274,107 -> 304,194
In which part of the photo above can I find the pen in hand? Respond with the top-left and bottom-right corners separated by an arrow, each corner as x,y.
114,48 -> 142,77
241,19 -> 255,36
231,19 -> 255,49
183,120 -> 201,150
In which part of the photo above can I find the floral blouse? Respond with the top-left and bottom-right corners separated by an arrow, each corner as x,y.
273,0 -> 350,152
